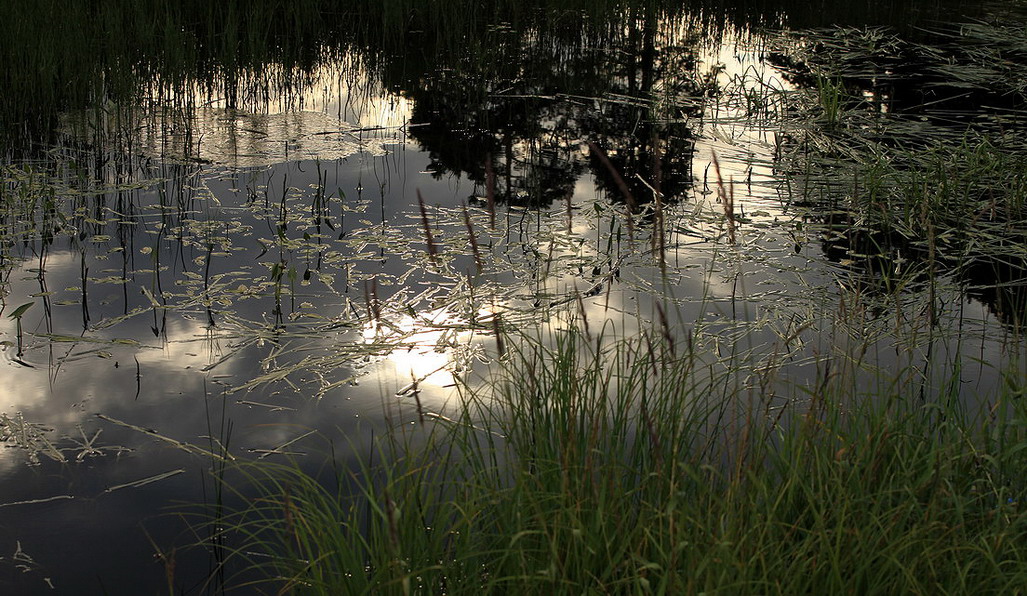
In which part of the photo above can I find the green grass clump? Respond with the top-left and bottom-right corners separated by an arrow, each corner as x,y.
206,326 -> 1027,594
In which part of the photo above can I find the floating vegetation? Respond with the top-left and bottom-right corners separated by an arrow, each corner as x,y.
770,20 -> 1027,326
0,542 -> 54,590
102,469 -> 185,494
0,0 -> 1025,592
0,414 -> 129,466
0,414 -> 65,465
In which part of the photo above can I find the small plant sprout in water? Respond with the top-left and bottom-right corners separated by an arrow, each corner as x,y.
815,75 -> 845,128
7,301 -> 34,360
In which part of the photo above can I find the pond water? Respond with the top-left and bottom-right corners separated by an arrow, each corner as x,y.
1,1 -> 1026,592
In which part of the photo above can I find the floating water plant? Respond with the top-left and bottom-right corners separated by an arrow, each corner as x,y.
6,301 -> 33,359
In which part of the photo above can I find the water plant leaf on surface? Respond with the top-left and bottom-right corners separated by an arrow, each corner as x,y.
5,303 -> 33,319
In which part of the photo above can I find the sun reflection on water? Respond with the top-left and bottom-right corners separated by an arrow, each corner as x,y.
361,307 -> 492,390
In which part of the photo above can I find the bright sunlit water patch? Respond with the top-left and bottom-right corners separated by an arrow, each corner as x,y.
361,307 -> 492,394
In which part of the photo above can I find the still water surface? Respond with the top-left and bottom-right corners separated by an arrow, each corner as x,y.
1,1 -> 1025,592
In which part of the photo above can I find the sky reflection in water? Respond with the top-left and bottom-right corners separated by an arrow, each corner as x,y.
0,7 -> 1023,593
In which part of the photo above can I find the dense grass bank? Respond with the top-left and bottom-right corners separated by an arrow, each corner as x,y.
202,323 -> 1027,594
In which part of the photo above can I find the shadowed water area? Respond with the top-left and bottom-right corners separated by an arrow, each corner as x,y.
1,0 -> 1026,592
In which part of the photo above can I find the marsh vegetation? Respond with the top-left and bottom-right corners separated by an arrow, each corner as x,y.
0,0 -> 1026,593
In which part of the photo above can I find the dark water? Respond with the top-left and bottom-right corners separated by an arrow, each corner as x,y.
1,1 -> 1025,593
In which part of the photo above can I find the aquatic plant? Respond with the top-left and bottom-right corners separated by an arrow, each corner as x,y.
195,317 -> 1027,594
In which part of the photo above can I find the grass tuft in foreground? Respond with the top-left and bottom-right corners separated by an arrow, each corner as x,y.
203,325 -> 1027,594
